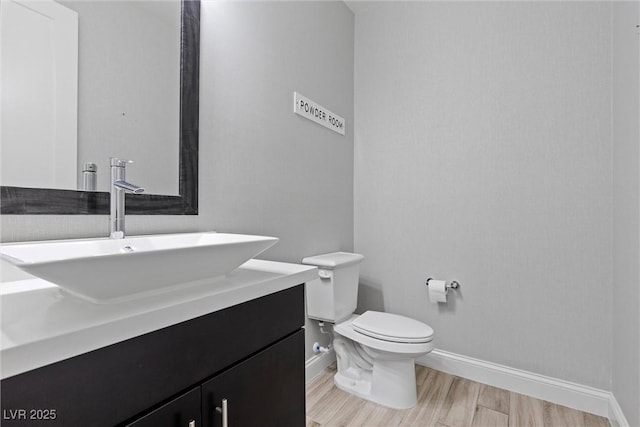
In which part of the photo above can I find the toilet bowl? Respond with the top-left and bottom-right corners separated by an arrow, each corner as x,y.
302,252 -> 435,409
332,311 -> 434,409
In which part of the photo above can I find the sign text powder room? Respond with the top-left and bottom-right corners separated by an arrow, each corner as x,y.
293,92 -> 345,136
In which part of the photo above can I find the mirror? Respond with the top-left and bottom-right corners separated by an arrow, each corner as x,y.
0,0 -> 199,215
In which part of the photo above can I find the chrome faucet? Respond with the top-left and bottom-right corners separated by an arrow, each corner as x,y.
110,157 -> 144,239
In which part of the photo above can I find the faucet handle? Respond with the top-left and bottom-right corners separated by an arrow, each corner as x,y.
110,157 -> 135,167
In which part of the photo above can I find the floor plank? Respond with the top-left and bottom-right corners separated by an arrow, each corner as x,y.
584,411 -> 612,427
436,377 -> 481,427
402,369 -> 454,426
322,392 -> 368,426
307,367 -> 338,410
477,383 -> 510,414
543,401 -> 586,426
415,365 -> 433,387
345,401 -> 378,426
307,384 -> 353,425
472,406 -> 509,427
355,403 -> 408,427
508,392 -> 545,427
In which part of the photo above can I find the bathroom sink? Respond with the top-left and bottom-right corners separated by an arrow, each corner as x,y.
0,232 -> 278,303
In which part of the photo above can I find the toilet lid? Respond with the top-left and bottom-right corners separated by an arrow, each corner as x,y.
352,311 -> 434,343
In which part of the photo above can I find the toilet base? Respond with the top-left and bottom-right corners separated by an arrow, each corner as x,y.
330,314 -> 433,409
333,356 -> 418,409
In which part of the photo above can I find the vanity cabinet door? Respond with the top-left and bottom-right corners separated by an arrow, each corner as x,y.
202,330 -> 305,427
125,387 -> 201,427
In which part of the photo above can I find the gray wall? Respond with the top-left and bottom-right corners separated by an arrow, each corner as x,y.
353,1 -> 613,389
0,1 -> 355,360
201,0 -> 354,359
612,2 -> 640,425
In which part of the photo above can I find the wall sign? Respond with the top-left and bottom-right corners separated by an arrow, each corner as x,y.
293,92 -> 345,136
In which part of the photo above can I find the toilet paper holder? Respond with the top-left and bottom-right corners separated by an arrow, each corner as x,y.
426,277 -> 460,290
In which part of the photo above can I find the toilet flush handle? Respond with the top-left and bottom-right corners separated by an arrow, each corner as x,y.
318,270 -> 332,279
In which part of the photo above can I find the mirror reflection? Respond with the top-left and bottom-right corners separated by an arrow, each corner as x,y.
1,0 -> 181,195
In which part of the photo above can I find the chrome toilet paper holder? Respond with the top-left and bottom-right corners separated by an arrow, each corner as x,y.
425,277 -> 460,290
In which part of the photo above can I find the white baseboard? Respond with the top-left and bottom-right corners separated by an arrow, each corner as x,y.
305,349 -> 336,383
417,349 -> 614,420
608,393 -> 630,427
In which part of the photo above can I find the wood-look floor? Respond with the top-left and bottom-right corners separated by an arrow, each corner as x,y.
306,364 -> 610,427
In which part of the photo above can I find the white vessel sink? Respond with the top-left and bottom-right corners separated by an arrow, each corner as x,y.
0,232 -> 278,303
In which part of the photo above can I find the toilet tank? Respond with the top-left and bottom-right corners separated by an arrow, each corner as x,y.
302,252 -> 364,323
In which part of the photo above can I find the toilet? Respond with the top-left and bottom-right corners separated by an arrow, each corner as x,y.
302,252 -> 434,409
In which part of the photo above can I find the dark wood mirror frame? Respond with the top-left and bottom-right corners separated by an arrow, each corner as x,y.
1,0 -> 199,215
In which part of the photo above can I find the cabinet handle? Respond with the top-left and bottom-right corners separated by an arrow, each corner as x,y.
215,398 -> 228,427
188,421 -> 195,427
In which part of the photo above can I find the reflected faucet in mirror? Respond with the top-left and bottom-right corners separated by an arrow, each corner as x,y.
110,157 -> 144,239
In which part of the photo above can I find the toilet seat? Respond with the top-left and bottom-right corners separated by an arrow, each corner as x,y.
334,314 -> 434,356
352,311 -> 434,344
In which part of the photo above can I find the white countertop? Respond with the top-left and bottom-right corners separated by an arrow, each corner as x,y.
1,259 -> 317,379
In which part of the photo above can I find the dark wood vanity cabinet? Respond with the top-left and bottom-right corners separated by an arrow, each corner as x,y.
126,331 -> 304,427
201,331 -> 305,427
125,387 -> 202,427
1,285 -> 306,427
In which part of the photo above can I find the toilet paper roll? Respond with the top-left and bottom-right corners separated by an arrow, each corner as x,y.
428,279 -> 448,304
